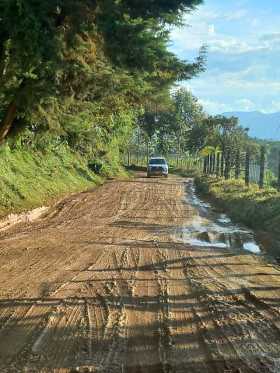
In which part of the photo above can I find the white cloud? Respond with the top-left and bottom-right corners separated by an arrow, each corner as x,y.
223,79 -> 280,92
171,21 -> 255,56
209,35 -> 280,55
180,69 -> 280,114
194,97 -> 258,115
262,100 -> 280,114
170,2 -> 280,114
223,9 -> 248,21
171,5 -> 280,57
209,37 -> 254,54
208,24 -> 215,35
198,99 -> 233,114
236,99 -> 256,111
188,64 -> 280,91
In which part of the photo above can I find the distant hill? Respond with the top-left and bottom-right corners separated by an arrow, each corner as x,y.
223,111 -> 280,140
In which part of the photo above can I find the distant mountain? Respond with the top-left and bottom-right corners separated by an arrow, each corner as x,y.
223,111 -> 280,140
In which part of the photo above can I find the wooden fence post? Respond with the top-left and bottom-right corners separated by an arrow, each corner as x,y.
277,150 -> 280,192
220,152 -> 224,177
259,146 -> 265,189
235,150 -> 240,179
224,149 -> 231,180
127,150 -> 130,166
209,154 -> 213,174
203,157 -> 207,174
212,153 -> 216,174
216,152 -> 220,177
245,150 -> 250,186
199,158 -> 203,172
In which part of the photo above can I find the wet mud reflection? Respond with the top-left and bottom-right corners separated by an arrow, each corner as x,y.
183,180 -> 261,255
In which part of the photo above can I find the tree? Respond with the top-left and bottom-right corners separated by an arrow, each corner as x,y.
135,88 -> 206,159
0,0 -> 205,145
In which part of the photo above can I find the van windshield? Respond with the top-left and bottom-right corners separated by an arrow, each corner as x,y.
149,159 -> 166,165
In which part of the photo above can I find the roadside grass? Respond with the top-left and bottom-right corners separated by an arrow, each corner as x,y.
0,144 -> 126,217
125,165 -> 147,172
195,176 -> 280,236
171,167 -> 200,178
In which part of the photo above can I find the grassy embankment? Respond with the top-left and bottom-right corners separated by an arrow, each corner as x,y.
195,176 -> 280,237
0,144 -> 126,217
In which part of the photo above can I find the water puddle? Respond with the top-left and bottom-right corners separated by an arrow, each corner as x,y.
183,180 -> 261,255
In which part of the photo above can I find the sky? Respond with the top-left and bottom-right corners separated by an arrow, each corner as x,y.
170,0 -> 280,114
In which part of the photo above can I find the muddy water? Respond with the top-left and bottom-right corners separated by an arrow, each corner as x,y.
183,180 -> 262,255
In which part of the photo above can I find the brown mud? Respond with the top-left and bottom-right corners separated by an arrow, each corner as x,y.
0,174 -> 280,372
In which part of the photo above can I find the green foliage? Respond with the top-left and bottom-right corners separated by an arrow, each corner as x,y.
256,139 -> 280,178
0,1 -> 210,215
199,115 -> 251,153
195,176 -> 280,236
0,0 -> 205,155
134,89 -> 256,163
135,88 -> 206,156
0,144 -> 103,216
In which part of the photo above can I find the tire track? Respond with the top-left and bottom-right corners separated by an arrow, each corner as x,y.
0,174 -> 280,372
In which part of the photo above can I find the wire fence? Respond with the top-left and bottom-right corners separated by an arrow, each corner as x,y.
123,151 -> 203,172
123,148 -> 280,191
201,148 -> 279,190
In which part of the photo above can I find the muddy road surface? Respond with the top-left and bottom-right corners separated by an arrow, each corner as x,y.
0,175 -> 280,372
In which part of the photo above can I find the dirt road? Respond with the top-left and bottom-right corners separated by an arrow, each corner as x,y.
0,174 -> 280,372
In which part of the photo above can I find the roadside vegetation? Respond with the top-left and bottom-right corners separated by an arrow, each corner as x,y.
126,82 -> 280,241
1,0 -> 280,234
0,144 -> 102,216
195,176 -> 280,243
0,0 -> 205,214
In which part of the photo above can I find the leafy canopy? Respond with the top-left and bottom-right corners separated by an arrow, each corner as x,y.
0,0 -> 205,153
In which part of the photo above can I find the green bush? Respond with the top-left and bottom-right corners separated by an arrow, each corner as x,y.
195,176 -> 280,236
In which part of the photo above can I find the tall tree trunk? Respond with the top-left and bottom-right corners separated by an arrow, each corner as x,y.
235,150 -> 240,179
176,135 -> 180,168
277,151 -> 280,192
0,101 -> 17,142
212,153 -> 216,174
209,154 -> 213,174
136,128 -> 140,166
127,150 -> 130,166
216,152 -> 220,176
259,146 -> 265,189
245,150 -> 250,186
0,80 -> 28,142
221,152 -> 224,177
203,157 -> 207,174
224,149 -> 231,180
207,155 -> 211,174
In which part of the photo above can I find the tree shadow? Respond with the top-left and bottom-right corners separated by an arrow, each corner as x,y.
0,287 -> 279,372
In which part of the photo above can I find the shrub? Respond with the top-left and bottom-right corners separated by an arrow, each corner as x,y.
195,176 -> 280,236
